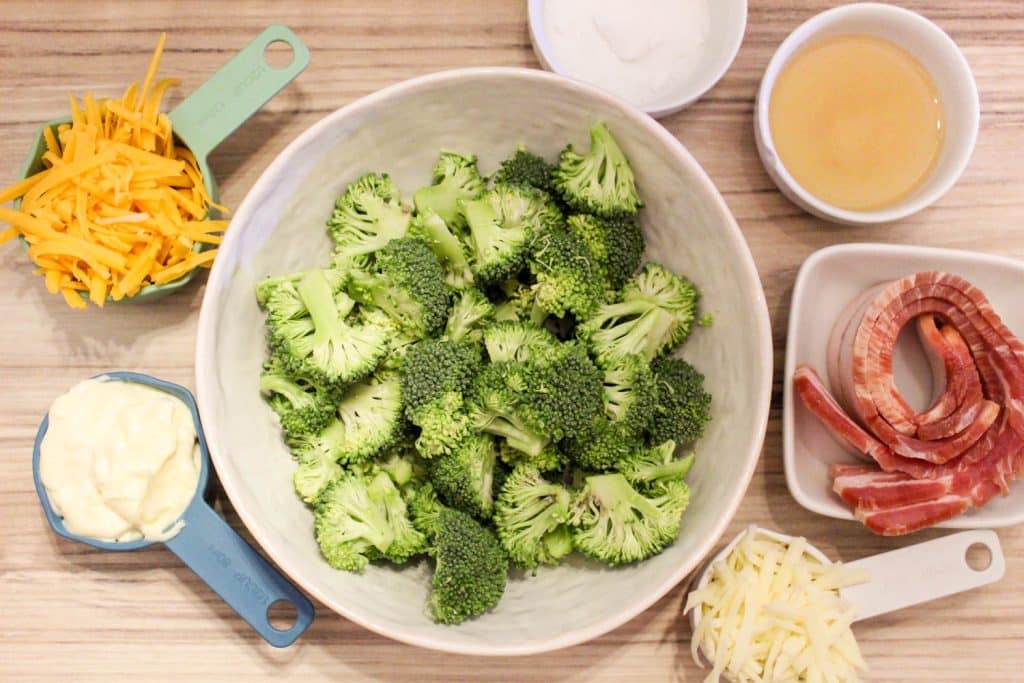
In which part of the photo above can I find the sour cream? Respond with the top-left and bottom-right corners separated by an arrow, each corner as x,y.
39,378 -> 201,543
541,0 -> 711,110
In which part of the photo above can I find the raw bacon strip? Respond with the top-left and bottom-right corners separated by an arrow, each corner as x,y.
795,271 -> 1024,535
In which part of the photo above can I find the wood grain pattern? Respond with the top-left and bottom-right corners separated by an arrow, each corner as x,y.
2,1 -> 1023,680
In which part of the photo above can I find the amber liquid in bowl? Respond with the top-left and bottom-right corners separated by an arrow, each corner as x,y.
769,34 -> 945,212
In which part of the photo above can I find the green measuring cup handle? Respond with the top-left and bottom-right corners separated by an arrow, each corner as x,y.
169,25 -> 310,162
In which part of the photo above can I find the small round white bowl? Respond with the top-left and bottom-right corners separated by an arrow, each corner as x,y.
195,68 -> 773,655
754,3 -> 980,225
527,0 -> 747,118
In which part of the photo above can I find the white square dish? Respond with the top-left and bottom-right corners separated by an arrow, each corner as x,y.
783,242 -> 1024,529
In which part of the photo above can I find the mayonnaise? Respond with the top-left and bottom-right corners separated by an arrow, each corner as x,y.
541,0 -> 711,110
39,378 -> 201,543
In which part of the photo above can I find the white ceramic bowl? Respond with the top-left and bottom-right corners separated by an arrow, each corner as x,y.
195,67 -> 773,655
784,243 -> 1024,528
527,0 -> 747,118
754,3 -> 979,225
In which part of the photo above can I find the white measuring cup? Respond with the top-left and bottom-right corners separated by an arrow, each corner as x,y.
688,526 -> 1005,678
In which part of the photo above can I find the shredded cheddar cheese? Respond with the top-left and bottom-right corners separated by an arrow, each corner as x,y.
0,33 -> 228,308
685,527 -> 870,683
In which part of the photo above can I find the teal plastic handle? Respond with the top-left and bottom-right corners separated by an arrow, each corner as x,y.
165,500 -> 315,648
169,25 -> 310,161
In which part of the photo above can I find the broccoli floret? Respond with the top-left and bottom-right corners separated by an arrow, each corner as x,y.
517,344 -> 604,442
291,372 -> 403,467
429,507 -> 509,624
566,213 -> 644,290
497,439 -> 567,474
552,122 -> 642,217
492,145 -> 556,193
578,263 -> 699,366
648,357 -> 712,446
255,270 -> 307,308
618,440 -> 694,492
259,356 -> 337,441
461,184 -> 562,284
376,444 -> 421,489
314,471 -> 426,572
413,151 -> 486,228
469,363 -> 551,458
565,416 -> 638,471
569,472 -> 688,566
327,173 -> 411,260
527,227 -> 606,319
444,288 -> 494,343
292,436 -> 344,504
407,481 -> 445,544
261,268 -> 390,386
407,209 -> 475,289
601,353 -> 658,437
400,338 -> 481,458
347,237 -> 451,338
494,464 -> 573,569
430,432 -> 498,519
482,320 -> 560,363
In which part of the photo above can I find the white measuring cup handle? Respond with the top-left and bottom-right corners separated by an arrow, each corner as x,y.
841,529 -> 1005,622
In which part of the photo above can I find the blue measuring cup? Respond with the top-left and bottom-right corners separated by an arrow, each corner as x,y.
32,371 -> 314,647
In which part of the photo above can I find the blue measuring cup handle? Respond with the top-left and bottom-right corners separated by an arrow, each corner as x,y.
164,498 -> 314,648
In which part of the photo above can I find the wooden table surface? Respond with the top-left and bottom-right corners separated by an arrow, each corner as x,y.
2,1 -> 1022,680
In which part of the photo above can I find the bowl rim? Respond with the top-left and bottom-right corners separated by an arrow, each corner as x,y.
526,0 -> 748,118
753,2 -> 980,225
194,66 -> 773,656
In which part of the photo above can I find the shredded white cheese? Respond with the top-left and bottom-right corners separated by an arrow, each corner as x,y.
685,527 -> 870,682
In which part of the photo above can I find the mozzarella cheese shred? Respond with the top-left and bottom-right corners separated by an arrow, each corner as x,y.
0,33 -> 228,308
685,527 -> 870,682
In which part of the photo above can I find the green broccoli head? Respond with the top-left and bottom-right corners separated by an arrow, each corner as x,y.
565,415 -> 639,471
429,432 -> 498,519
328,173 -> 411,260
618,441 -> 694,493
330,371 -> 405,464
578,263 -> 700,366
413,151 -> 485,228
400,338 -> 481,413
468,362 -> 552,458
410,392 -> 474,458
347,237 -> 451,338
407,209 -> 474,289
492,145 -> 556,193
429,507 -> 509,624
259,356 -> 338,441
443,288 -> 494,344
407,481 -> 446,544
261,268 -> 391,386
517,343 -> 604,442
497,439 -> 568,474
527,228 -> 606,320
552,122 -> 642,217
461,183 -> 562,284
648,357 -> 712,446
601,353 -> 658,436
566,213 -> 644,291
482,320 -> 560,363
569,472 -> 688,566
494,464 -> 573,569
314,471 -> 426,572
292,432 -> 344,505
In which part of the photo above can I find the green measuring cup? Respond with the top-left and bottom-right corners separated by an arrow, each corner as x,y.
13,25 -> 310,303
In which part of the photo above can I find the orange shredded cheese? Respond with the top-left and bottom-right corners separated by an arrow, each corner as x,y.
0,33 -> 229,309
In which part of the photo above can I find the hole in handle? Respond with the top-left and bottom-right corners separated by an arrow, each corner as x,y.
965,542 -> 992,572
264,40 -> 295,69
267,599 -> 299,631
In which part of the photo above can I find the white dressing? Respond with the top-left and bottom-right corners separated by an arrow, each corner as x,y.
39,378 -> 201,543
541,0 -> 711,110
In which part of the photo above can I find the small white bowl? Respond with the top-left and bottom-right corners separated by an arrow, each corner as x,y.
783,243 -> 1024,529
754,3 -> 979,225
527,0 -> 747,118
